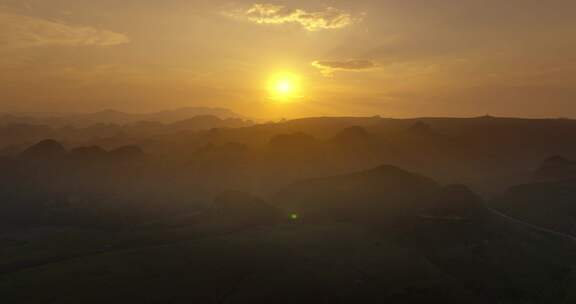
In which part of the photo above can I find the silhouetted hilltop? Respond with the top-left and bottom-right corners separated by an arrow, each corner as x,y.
270,166 -> 576,302
486,157 -> 576,237
210,191 -> 281,228
145,107 -> 245,122
103,146 -> 143,161
273,165 -> 440,223
20,139 -> 66,160
19,140 -> 147,164
402,184 -> 576,301
404,185 -> 498,248
534,155 -> 576,182
492,179 -> 576,237
418,185 -> 487,221
406,120 -> 434,136
332,126 -> 371,144
170,115 -> 250,131
330,126 -> 377,152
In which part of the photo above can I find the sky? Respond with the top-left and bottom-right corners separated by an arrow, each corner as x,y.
0,0 -> 575,119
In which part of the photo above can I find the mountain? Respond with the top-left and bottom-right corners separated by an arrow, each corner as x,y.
108,145 -> 146,161
208,191 -> 281,229
74,107 -> 245,125
406,120 -> 434,136
169,115 -> 250,130
73,109 -> 133,125
272,166 -> 576,302
534,155 -> 576,182
0,107 -> 246,127
328,126 -> 381,163
488,156 -> 576,237
69,146 -> 108,161
272,165 -> 440,223
492,179 -> 576,237
144,107 -> 245,123
272,165 -> 490,234
330,126 -> 376,150
416,184 -> 488,222
402,184 -> 576,302
1,157 -> 575,303
20,139 -> 66,160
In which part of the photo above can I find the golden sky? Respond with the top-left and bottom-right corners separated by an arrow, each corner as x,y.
1,0 -> 575,119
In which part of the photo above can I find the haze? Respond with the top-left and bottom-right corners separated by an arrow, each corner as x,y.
1,0 -> 575,118
5,2 -> 576,302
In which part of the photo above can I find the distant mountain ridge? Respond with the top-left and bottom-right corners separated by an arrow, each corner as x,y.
0,107 -> 246,127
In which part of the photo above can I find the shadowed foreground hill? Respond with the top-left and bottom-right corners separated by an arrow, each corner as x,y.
2,139 -> 576,303
534,155 -> 576,182
0,140 -> 207,229
2,171 -> 575,303
272,166 -> 576,302
492,157 -> 576,237
273,165 -> 440,224
493,179 -> 576,237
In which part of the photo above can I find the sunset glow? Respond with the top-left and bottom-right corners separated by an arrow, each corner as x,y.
1,2 -> 576,302
0,1 -> 575,118
268,72 -> 302,102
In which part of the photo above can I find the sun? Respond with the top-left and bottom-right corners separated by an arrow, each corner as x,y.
268,72 -> 302,102
276,80 -> 292,94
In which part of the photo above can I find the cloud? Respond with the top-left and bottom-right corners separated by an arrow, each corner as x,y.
225,3 -> 356,31
312,60 -> 378,76
0,11 -> 130,48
